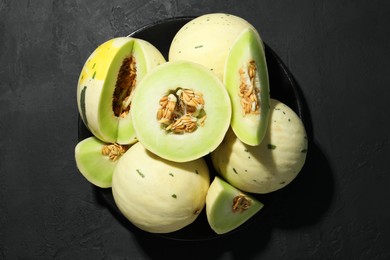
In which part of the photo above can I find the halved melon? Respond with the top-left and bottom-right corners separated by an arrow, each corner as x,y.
168,13 -> 256,80
77,37 -> 165,144
130,60 -> 231,162
75,136 -> 129,188
112,142 -> 210,233
211,99 -> 308,194
206,176 -> 263,235
224,28 -> 270,146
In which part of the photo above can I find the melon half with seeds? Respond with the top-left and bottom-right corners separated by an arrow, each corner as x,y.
77,37 -> 165,145
112,142 -> 210,233
224,28 -> 270,146
206,176 -> 263,235
211,99 -> 308,194
130,60 -> 231,162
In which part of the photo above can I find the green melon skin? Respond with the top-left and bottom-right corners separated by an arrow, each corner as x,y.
211,99 -> 308,194
224,28 -> 270,146
206,176 -> 263,235
75,136 -> 119,188
112,142 -> 210,233
77,37 -> 165,145
168,13 -> 256,81
130,60 -> 232,163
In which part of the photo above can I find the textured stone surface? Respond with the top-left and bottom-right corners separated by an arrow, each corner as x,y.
1,0 -> 390,259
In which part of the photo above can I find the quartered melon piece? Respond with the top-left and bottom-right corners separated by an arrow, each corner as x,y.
168,13 -> 255,80
75,136 -> 129,188
130,60 -> 231,162
112,142 -> 210,233
211,99 -> 308,194
224,28 -> 270,146
77,37 -> 165,145
206,176 -> 263,235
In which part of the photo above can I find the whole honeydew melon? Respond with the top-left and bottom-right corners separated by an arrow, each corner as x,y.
168,13 -> 256,80
211,99 -> 308,194
112,142 -> 210,233
77,37 -> 165,145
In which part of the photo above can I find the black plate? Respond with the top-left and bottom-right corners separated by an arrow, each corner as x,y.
78,17 -> 306,241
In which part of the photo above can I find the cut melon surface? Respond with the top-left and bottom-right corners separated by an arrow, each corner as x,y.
76,37 -> 165,144
224,28 -> 270,146
130,60 -> 231,162
206,176 -> 264,235
75,136 -> 126,188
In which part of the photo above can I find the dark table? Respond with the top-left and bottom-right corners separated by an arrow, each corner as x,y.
1,0 -> 389,259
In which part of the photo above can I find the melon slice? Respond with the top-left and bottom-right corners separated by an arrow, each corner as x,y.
211,99 -> 308,194
112,142 -> 210,233
206,176 -> 263,235
224,28 -> 270,146
76,37 -> 165,145
130,60 -> 231,162
75,136 -> 129,188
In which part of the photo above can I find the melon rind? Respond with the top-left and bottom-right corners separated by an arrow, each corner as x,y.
75,136 -> 118,188
206,176 -> 263,235
224,28 -> 270,146
211,99 -> 308,194
77,37 -> 165,144
130,60 -> 232,163
112,142 -> 210,233
168,13 -> 255,80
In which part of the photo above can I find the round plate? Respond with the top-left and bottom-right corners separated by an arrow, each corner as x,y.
77,17 -> 306,241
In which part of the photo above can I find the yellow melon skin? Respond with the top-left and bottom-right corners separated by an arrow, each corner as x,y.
77,37 -> 165,145
112,142 -> 210,233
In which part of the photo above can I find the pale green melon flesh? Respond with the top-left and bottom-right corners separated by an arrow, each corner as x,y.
112,142 -> 210,233
211,98 -> 308,194
130,61 -> 231,162
77,37 -> 165,145
224,28 -> 270,146
116,39 -> 165,144
168,13 -> 255,80
206,176 -> 263,235
75,136 -> 120,188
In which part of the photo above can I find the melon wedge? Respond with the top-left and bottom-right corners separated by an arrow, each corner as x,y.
206,176 -> 264,235
224,28 -> 270,146
75,136 -> 128,188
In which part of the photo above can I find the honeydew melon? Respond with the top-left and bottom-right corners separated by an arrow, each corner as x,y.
112,142 -> 210,233
224,28 -> 270,146
130,60 -> 231,163
75,136 -> 128,188
168,13 -> 256,80
211,99 -> 308,193
77,37 -> 165,145
206,176 -> 263,235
